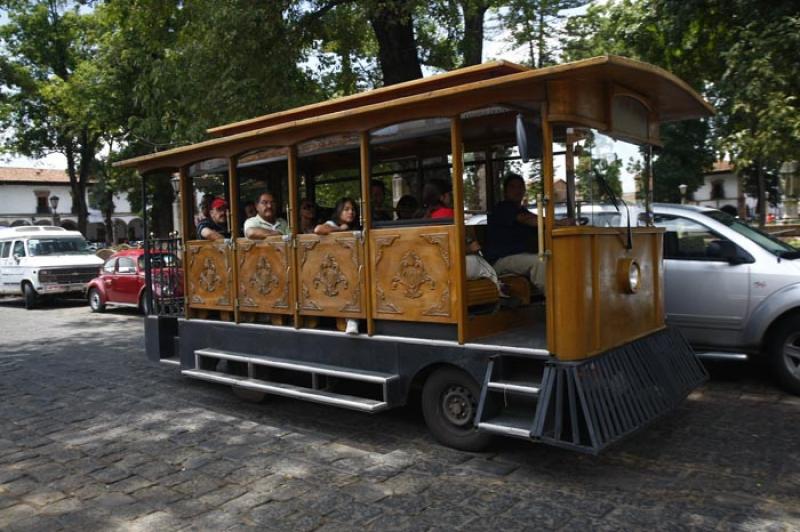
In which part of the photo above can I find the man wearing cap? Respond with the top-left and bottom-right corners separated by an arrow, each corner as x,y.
244,192 -> 289,240
197,197 -> 230,240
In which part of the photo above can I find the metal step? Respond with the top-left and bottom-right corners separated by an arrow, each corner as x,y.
194,348 -> 397,384
486,380 -> 540,396
182,369 -> 390,413
478,415 -> 533,439
159,357 -> 180,366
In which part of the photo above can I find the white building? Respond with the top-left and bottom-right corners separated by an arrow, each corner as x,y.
692,161 -> 780,220
0,167 -> 143,243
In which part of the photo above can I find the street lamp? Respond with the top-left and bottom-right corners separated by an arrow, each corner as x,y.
678,184 -> 688,205
170,174 -> 181,238
49,195 -> 60,226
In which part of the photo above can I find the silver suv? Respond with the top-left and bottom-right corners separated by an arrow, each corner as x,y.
650,204 -> 800,394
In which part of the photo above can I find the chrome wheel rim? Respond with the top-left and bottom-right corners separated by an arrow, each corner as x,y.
782,331 -> 800,380
90,291 -> 101,309
441,385 -> 475,427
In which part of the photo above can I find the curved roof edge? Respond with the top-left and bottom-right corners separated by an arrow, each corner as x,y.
116,56 -> 713,171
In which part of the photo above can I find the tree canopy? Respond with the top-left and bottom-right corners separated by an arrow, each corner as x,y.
1,0 -> 797,234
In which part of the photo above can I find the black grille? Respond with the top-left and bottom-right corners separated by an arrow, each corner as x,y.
39,267 -> 98,284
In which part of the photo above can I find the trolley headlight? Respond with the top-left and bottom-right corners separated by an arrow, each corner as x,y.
618,258 -> 641,294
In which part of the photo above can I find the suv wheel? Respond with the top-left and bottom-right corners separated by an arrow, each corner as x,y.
767,315 -> 800,395
23,283 -> 38,310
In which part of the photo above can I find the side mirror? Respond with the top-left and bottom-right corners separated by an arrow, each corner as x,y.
516,114 -> 543,162
716,240 -> 748,265
12,253 -> 21,262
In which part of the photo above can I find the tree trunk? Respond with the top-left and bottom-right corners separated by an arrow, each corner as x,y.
368,1 -> 423,85
460,2 -> 488,66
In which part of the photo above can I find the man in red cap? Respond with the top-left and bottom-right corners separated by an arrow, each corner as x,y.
197,197 -> 230,240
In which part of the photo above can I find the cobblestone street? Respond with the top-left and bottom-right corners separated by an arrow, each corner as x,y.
0,299 -> 799,531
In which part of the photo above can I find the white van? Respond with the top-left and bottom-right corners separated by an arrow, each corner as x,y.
0,226 -> 104,309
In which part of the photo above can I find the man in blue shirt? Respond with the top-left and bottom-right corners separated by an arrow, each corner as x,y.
484,173 -> 544,291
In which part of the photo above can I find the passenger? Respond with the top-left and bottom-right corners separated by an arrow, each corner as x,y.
422,179 -> 454,218
299,198 -> 319,234
196,197 -> 230,241
243,201 -> 257,220
371,179 -> 392,222
244,192 -> 289,240
466,236 -> 508,298
314,197 -> 360,235
313,197 -> 361,335
395,194 -> 418,220
195,193 -> 214,226
484,173 -> 546,291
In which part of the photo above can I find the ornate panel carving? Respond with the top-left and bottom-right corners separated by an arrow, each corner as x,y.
370,226 -> 457,323
236,237 -> 293,315
186,240 -> 234,311
296,233 -> 365,318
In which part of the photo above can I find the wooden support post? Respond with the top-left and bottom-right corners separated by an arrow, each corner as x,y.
360,131 -> 375,336
179,166 -> 192,319
451,117 -> 468,345
542,106 -> 557,354
288,146 -> 301,329
228,157 -> 240,324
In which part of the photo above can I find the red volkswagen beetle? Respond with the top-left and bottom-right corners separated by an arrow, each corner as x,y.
87,248 -> 182,313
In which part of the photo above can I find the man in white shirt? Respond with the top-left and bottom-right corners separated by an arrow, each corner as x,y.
244,192 -> 289,239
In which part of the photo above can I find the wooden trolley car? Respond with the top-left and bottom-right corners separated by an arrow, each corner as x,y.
118,56 -> 710,454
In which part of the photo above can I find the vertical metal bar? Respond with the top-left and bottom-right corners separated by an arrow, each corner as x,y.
565,131 -> 576,220
570,366 -> 602,451
451,117 -> 468,345
359,132 -> 374,337
141,173 -> 152,315
554,367 -> 564,441
474,357 -> 496,428
566,369 -> 580,445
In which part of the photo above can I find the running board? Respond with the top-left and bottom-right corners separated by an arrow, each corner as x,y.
187,348 -> 400,413
182,369 -> 390,412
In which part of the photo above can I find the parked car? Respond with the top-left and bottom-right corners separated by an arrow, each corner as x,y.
86,248 -> 182,314
0,226 -> 104,309
648,203 -> 800,393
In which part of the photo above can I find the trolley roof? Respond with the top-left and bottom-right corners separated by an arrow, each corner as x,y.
116,55 -> 713,173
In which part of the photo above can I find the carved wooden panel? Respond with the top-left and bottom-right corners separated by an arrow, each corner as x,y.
236,237 -> 293,315
186,240 -> 234,311
296,232 -> 365,318
370,225 -> 457,324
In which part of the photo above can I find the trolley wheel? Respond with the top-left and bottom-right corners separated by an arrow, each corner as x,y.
23,283 -> 38,310
88,288 -> 105,313
231,386 -> 268,404
767,315 -> 800,395
421,367 -> 492,452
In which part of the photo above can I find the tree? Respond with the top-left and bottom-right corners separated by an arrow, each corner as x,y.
499,0 -> 589,68
0,1 -> 103,234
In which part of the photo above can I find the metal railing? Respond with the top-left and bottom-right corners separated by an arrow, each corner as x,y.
144,235 -> 185,317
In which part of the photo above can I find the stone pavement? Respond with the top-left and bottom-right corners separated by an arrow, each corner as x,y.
0,298 -> 799,531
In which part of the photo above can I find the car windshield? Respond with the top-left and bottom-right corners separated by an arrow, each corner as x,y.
28,238 -> 91,256
138,253 -> 179,270
703,211 -> 800,258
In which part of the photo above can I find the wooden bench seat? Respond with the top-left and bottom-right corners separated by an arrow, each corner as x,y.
465,274 -> 531,308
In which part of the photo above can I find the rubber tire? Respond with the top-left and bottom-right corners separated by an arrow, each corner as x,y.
767,315 -> 800,395
139,293 -> 150,315
421,367 -> 492,452
23,283 -> 38,310
231,386 -> 268,404
88,288 -> 105,313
